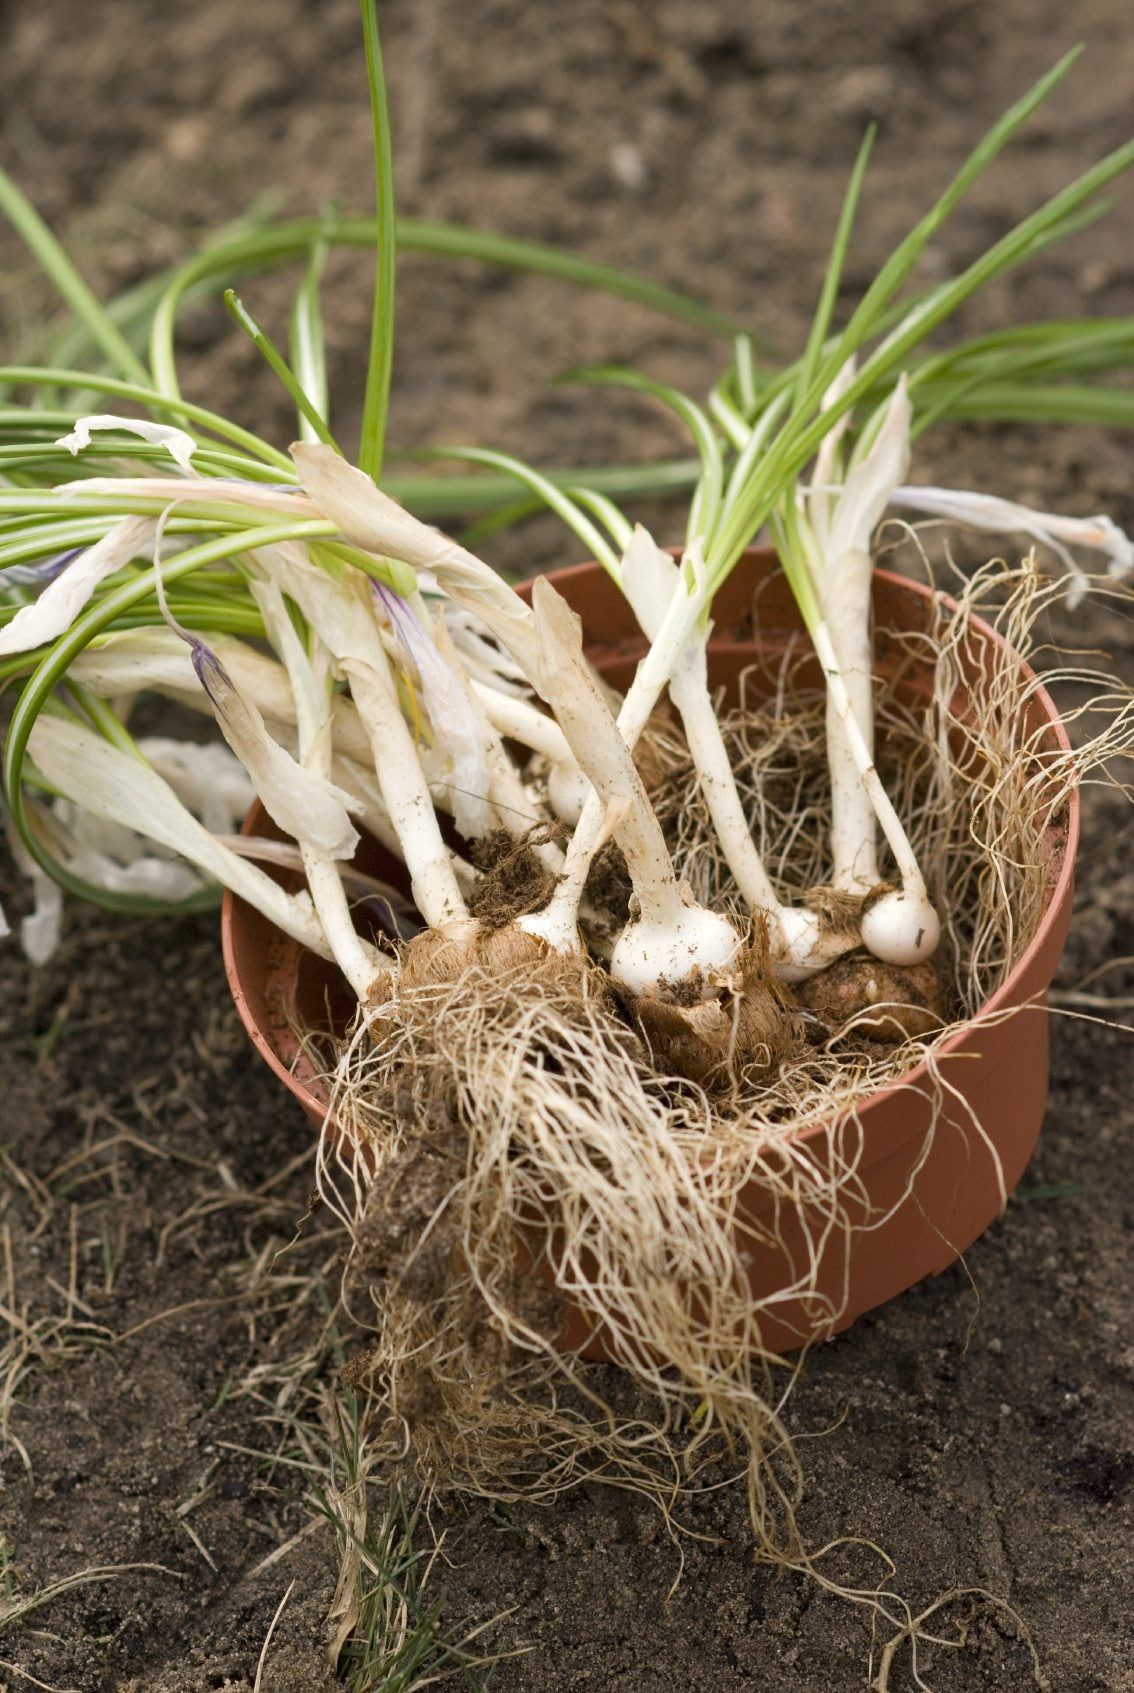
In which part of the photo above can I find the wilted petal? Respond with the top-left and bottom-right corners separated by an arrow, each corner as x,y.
138,737 -> 255,837
57,414 -> 201,474
188,638 -> 360,859
0,517 -> 155,655
20,867 -> 63,966
1,822 -> 64,964
376,584 -> 492,839
0,546 -> 83,592
619,524 -> 678,640
27,714 -> 333,958
290,443 -> 539,678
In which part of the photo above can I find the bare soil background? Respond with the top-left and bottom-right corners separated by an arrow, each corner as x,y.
1,1 -> 1132,1688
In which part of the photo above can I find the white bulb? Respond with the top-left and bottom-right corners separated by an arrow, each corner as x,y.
547,759 -> 590,826
611,905 -> 740,997
860,890 -> 941,967
518,903 -> 582,958
771,906 -> 825,982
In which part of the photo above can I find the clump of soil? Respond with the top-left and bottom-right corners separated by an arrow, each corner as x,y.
798,953 -> 948,1041
583,839 -> 634,927
467,828 -> 559,927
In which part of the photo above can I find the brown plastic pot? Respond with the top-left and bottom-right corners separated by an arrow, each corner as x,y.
221,548 -> 1078,1356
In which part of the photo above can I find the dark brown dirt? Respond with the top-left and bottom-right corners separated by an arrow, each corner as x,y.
467,830 -> 558,927
1,0 -> 1133,1688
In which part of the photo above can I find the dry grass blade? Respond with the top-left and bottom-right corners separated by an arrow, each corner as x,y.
253,1580 -> 296,1693
0,1561 -> 181,1634
0,1660 -> 81,1693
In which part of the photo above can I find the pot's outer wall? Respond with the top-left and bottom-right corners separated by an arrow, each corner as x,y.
222,550 -> 1078,1355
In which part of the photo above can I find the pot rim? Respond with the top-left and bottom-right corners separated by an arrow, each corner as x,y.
221,556 -> 1079,1135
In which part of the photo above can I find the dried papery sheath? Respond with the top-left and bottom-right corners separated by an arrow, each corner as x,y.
187,637 -> 361,860
374,583 -> 493,839
27,713 -> 333,958
889,485 -> 1134,605
0,517 -> 155,655
55,415 -> 201,475
290,443 -> 540,677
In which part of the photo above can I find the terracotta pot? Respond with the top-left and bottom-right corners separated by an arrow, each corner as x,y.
221,549 -> 1077,1355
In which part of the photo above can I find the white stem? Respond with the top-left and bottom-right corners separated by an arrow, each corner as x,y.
481,736 -> 564,871
812,621 -> 922,890
255,581 -> 388,1000
471,677 -> 586,825
346,654 -> 470,935
427,603 -> 561,871
529,573 -> 710,941
250,545 -> 471,938
666,637 -> 854,980
470,681 -> 572,763
331,756 -> 406,857
811,619 -> 940,966
668,640 -> 781,914
820,548 -> 880,892
613,529 -> 853,980
332,755 -> 478,895
524,581 -> 738,993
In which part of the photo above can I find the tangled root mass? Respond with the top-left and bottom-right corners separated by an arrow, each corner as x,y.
315,559 -> 1134,1578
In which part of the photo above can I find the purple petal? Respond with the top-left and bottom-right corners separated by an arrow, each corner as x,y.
0,547 -> 83,591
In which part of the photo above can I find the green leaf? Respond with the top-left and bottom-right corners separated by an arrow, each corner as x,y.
0,167 -> 151,387
224,289 -> 340,450
357,0 -> 397,481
